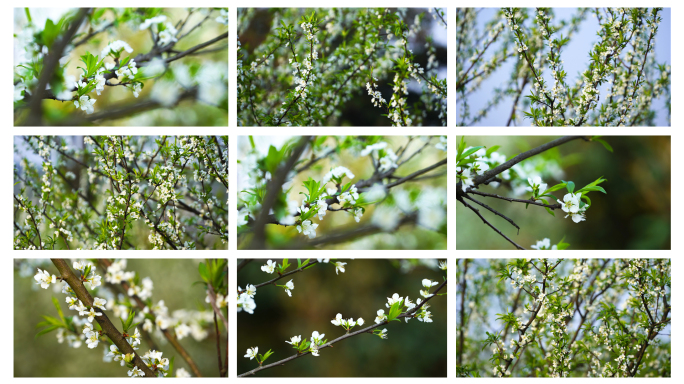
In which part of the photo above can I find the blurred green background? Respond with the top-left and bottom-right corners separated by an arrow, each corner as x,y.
457,136 -> 671,250
14,259 -> 224,377
237,259 -> 447,377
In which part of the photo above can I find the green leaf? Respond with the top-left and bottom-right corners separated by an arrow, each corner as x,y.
578,186 -> 607,194
592,137 -> 613,152
545,182 -> 567,193
556,235 -> 570,250
36,325 -> 62,338
52,297 -> 66,324
458,146 -> 485,161
387,299 -> 404,321
485,145 -> 501,157
198,262 -> 209,283
565,181 -> 575,194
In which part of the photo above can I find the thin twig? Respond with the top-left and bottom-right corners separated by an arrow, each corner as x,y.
239,279 -> 447,377
459,197 -> 525,250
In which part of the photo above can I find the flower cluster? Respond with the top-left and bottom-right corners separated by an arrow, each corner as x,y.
331,313 -> 364,332
239,259 -> 348,315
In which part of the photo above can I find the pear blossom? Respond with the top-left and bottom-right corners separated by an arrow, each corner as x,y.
331,313 -> 344,326
377,328 -> 388,339
158,23 -> 178,46
386,293 -> 403,308
244,284 -> 257,298
284,279 -> 294,296
296,220 -> 318,239
261,260 -> 276,274
101,40 -> 133,58
285,335 -> 302,345
86,331 -> 100,349
74,95 -> 96,114
558,193 -> 581,214
375,309 -> 388,324
527,176 -> 547,197
85,307 -> 102,322
458,168 -> 474,192
93,297 -> 107,311
322,166 -> 355,184
139,15 -> 167,30
216,9 -> 228,25
333,261 -> 346,274
531,238 -> 558,250
311,331 -> 325,344
128,366 -> 145,377
34,268 -> 56,289
244,347 -> 258,360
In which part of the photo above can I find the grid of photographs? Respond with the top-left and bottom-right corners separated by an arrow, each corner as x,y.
9,1 -> 678,382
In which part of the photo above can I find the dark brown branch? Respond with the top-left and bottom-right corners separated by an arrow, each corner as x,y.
463,195 -> 520,233
459,197 -> 525,250
385,159 -> 447,189
473,136 -> 584,185
51,259 -> 155,377
466,190 -> 562,210
248,137 -> 312,249
302,215 -> 418,247
165,32 -> 228,63
99,259 -> 202,376
73,20 -> 114,47
25,8 -> 90,125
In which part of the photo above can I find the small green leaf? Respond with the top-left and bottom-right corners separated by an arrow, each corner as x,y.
566,181 -> 575,194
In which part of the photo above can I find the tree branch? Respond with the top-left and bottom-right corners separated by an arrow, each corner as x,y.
458,197 -> 525,250
240,260 -> 319,290
25,8 -> 90,125
239,279 -> 446,377
248,137 -> 312,249
473,136 -> 585,186
99,259 -> 203,377
51,258 -> 155,377
165,32 -> 228,64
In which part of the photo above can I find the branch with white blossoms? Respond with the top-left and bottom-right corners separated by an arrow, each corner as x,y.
238,8 -> 446,126
15,8 -> 228,124
238,136 -> 447,249
457,8 -> 670,127
458,258 -> 671,377
98,258 -> 212,377
14,135 -> 227,250
238,259 -> 348,315
457,136 -> 610,250
39,259 -> 156,377
239,277 -> 447,376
